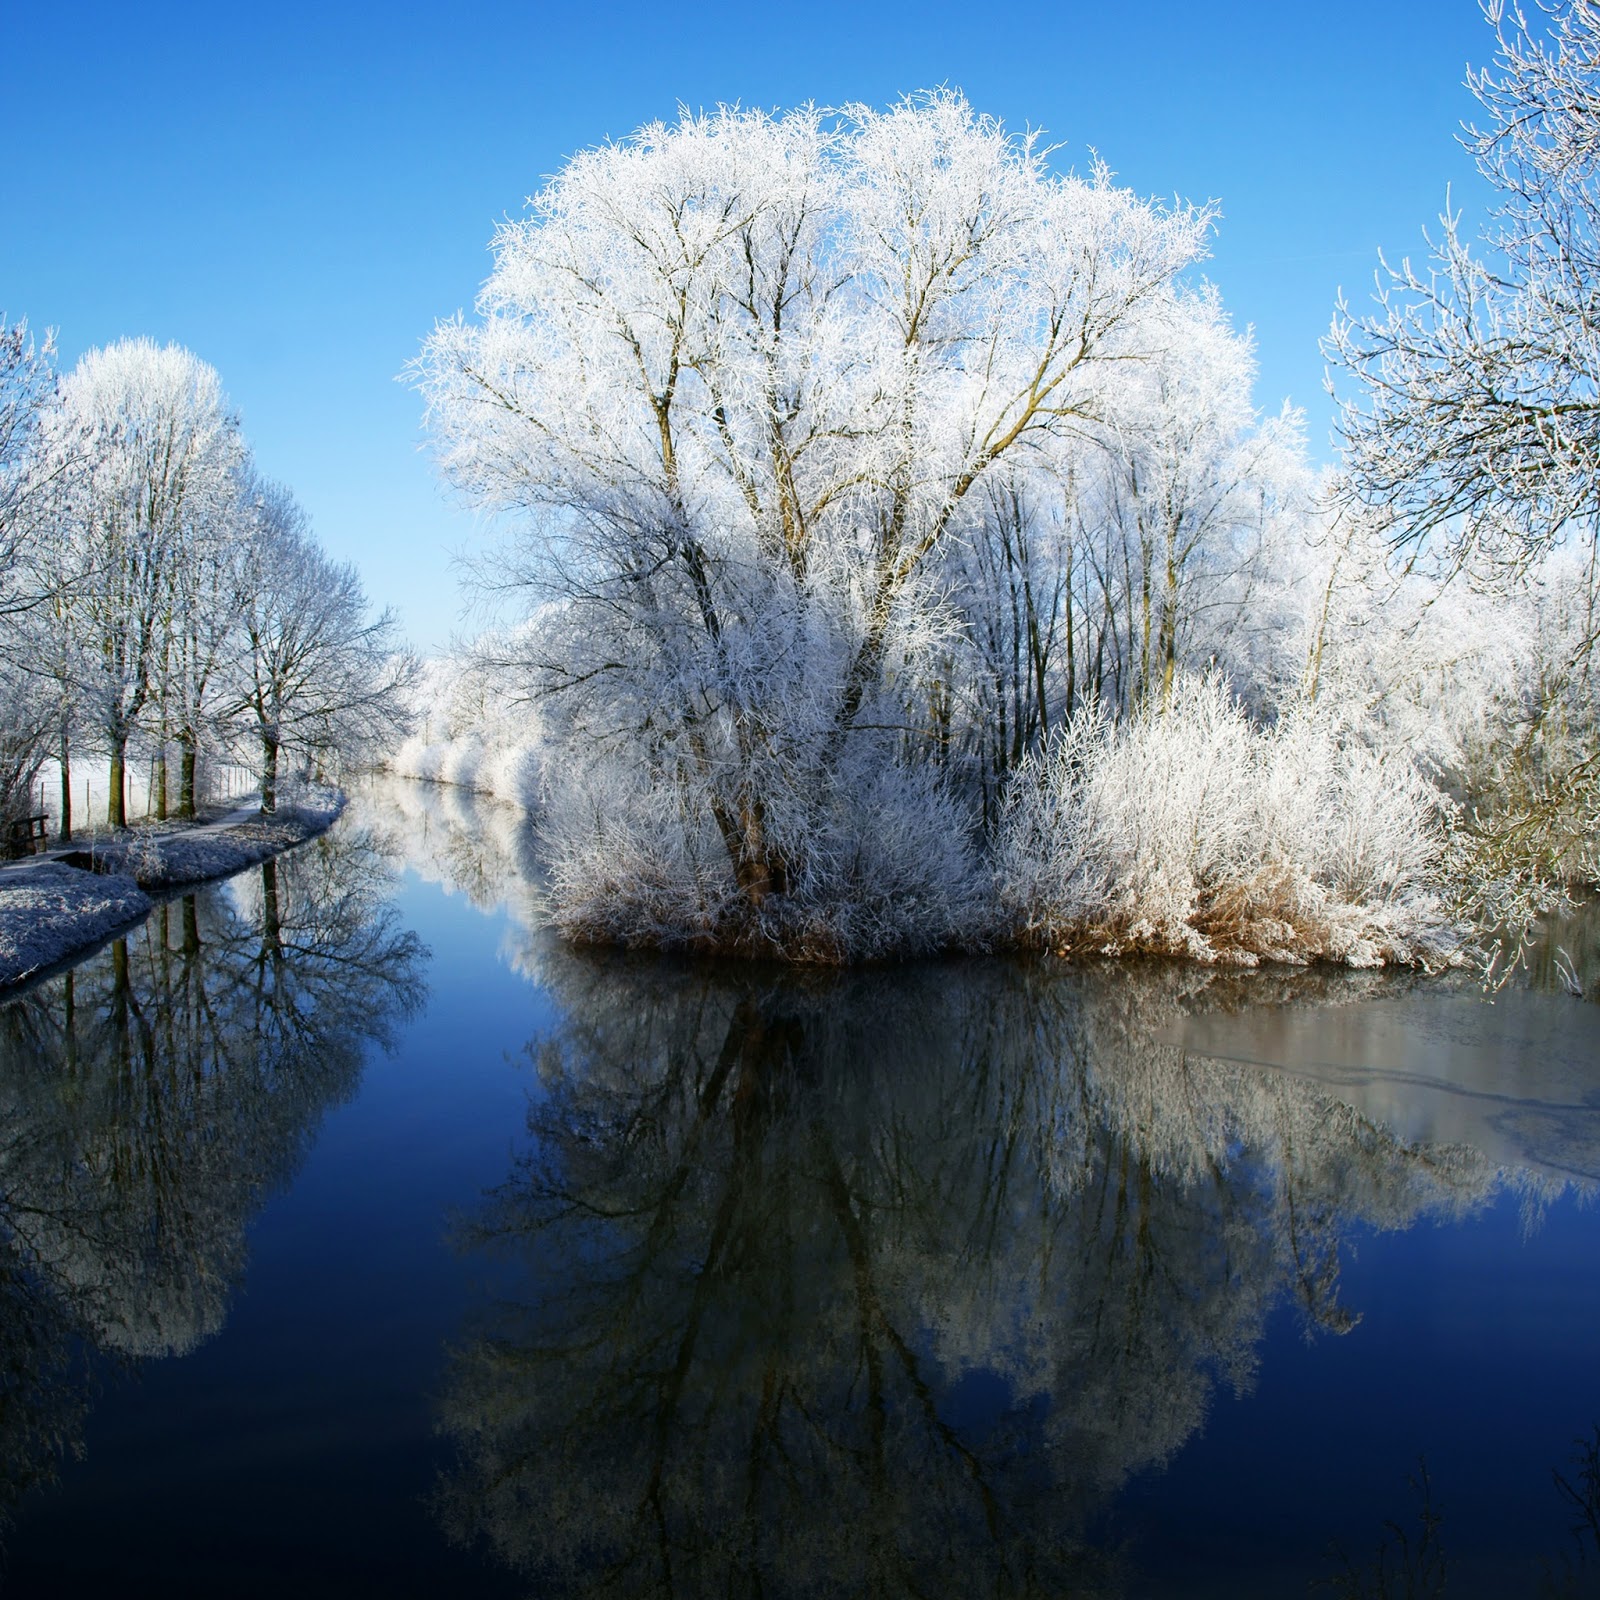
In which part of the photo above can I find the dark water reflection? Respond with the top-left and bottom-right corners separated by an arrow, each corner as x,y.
433,949 -> 1595,1594
3,778 -> 1597,1596
0,824 -> 426,1530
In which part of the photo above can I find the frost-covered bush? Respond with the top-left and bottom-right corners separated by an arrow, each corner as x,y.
998,675 -> 1462,967
385,647 -> 545,810
542,746 -> 983,961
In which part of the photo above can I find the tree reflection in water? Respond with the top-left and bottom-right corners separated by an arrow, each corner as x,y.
437,950 -> 1542,1599
0,824 -> 427,1527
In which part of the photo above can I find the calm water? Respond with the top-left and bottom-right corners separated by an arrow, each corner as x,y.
1,780 -> 1597,1598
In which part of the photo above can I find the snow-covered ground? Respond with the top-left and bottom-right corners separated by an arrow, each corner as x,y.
0,793 -> 345,990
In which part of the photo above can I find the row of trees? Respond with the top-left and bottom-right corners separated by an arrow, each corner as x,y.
0,331 -> 412,835
410,80 -> 1598,962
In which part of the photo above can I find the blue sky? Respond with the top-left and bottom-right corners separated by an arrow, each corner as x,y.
5,1 -> 1498,652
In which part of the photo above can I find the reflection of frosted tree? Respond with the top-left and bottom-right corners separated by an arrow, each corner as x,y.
0,825 -> 427,1524
437,955 -> 1493,1597
358,775 -> 553,981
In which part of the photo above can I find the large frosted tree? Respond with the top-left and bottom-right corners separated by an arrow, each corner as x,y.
416,93 -> 1213,954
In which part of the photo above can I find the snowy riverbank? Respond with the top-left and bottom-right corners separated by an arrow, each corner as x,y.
0,792 -> 345,991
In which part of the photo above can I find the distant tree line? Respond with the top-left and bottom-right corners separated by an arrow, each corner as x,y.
0,331 -> 413,835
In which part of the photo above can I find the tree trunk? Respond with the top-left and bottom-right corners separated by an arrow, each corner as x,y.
710,791 -> 787,910
154,748 -> 168,820
178,731 -> 198,818
260,732 -> 279,813
108,739 -> 128,829
57,723 -> 72,844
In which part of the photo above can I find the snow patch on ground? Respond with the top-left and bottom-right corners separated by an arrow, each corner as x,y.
0,862 -> 153,990
0,792 -> 344,989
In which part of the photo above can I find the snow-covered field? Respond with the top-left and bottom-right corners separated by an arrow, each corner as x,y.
0,794 -> 344,990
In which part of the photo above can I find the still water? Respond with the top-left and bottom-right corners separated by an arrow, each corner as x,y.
1,780 -> 1596,1598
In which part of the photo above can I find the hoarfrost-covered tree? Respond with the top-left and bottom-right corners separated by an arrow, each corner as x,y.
416,93 -> 1214,955
1329,0 -> 1600,915
230,481 -> 415,811
0,319 -> 62,826
0,318 -> 60,618
1079,292 -> 1314,713
1331,0 -> 1600,584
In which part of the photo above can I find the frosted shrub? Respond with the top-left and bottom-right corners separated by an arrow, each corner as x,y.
481,743 -> 544,811
389,734 -> 446,785
541,747 -> 982,962
998,675 -> 1462,967
540,758 -> 748,952
439,738 -> 486,792
386,730 -> 544,811
773,758 -> 986,961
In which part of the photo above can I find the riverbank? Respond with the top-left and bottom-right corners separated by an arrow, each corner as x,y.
0,792 -> 345,991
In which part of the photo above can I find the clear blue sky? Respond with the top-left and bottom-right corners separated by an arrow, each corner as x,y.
4,1 -> 1498,653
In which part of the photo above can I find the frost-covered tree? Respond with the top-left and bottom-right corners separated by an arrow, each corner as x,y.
1331,0 -> 1600,582
0,320 -> 67,829
229,481 -> 415,811
1077,293 -> 1314,714
0,318 -> 60,620
1329,0 -> 1600,915
416,93 -> 1213,954
934,286 -> 1316,802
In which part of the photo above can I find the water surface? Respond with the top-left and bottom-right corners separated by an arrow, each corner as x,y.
1,781 -> 1596,1597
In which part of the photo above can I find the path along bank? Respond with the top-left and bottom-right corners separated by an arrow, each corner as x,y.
0,793 -> 345,993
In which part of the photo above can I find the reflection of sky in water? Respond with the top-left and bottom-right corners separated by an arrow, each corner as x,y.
0,779 -> 1594,1598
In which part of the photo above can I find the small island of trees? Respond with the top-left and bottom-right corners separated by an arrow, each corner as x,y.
406,15 -> 1598,970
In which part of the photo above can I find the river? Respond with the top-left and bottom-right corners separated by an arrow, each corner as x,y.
1,778 -> 1596,1598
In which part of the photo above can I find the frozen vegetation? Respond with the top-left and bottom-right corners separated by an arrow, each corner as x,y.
403,67 -> 1598,968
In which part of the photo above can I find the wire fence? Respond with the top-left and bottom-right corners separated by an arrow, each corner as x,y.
27,758 -> 263,841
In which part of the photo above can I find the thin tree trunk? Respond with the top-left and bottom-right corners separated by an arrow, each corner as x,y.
57,722 -> 72,844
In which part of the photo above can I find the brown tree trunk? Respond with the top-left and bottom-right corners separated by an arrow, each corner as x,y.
108,740 -> 128,829
178,732 -> 198,818
57,723 -> 72,844
260,732 -> 279,813
709,791 -> 787,909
